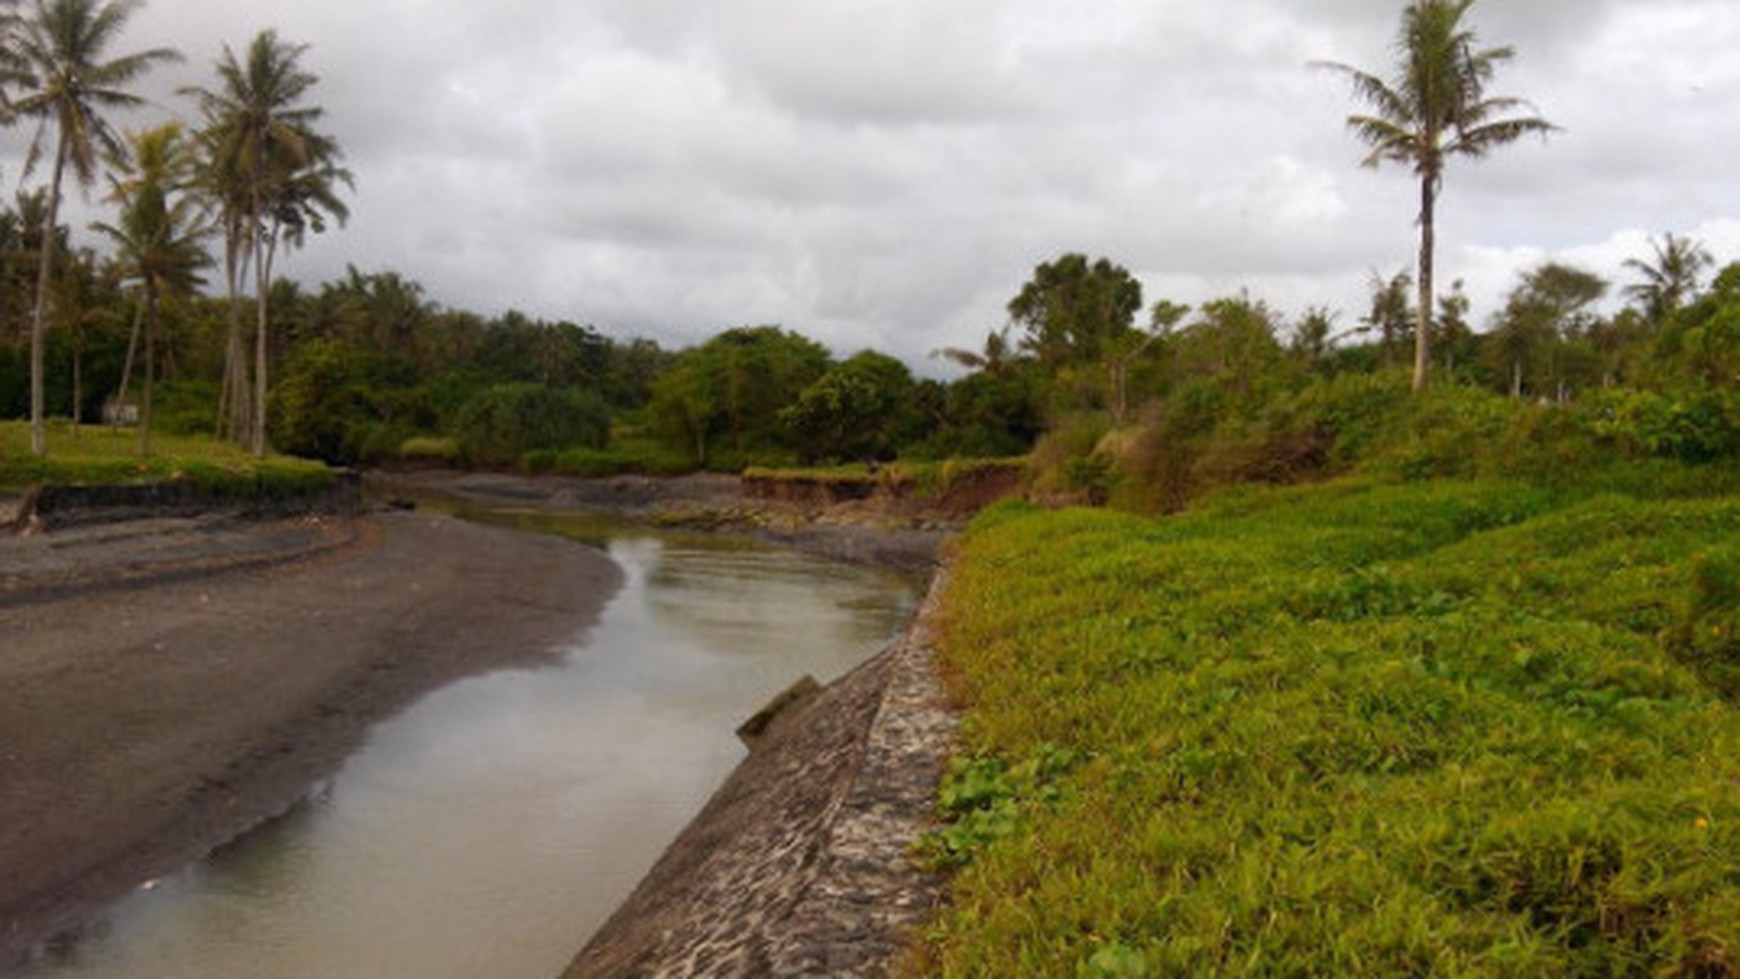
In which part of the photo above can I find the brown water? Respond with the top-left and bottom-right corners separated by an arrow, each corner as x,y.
23,512 -> 919,979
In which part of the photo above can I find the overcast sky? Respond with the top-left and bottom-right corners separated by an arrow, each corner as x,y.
6,0 -> 1739,369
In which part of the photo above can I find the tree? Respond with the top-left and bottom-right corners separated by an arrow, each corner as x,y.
1360,268 -> 1414,367
1485,262 -> 1606,399
780,350 -> 916,463
92,122 -> 212,455
5,0 -> 179,455
1104,298 -> 1189,425
649,326 -> 831,468
931,326 -> 1016,377
1624,232 -> 1713,331
1320,0 -> 1555,392
1008,253 -> 1143,368
186,29 -> 350,455
1289,306 -> 1337,369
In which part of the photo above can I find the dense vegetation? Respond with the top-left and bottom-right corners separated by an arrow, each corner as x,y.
2,0 -> 1733,503
918,451 -> 1740,976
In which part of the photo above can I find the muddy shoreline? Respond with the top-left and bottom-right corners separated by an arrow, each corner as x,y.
2,470 -> 973,976
367,468 -> 957,575
0,510 -> 623,971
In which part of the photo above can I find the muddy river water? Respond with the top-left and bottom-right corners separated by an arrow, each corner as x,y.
24,510 -> 920,979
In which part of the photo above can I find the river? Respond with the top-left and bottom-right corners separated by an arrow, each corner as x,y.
23,509 -> 920,979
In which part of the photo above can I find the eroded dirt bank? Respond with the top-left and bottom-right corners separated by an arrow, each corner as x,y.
0,511 -> 623,970
369,469 -> 956,574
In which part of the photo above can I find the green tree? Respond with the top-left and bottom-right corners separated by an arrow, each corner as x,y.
186,29 -> 350,455
1289,305 -> 1337,370
92,122 -> 212,455
1360,268 -> 1414,367
1484,262 -> 1606,399
1009,253 -> 1143,368
450,382 -> 609,469
1320,0 -> 1555,392
780,349 -> 916,463
932,326 -> 1016,377
1168,295 -> 1290,406
649,326 -> 830,468
5,0 -> 179,455
1624,232 -> 1713,331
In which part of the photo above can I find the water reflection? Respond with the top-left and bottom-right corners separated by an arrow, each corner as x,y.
24,515 -> 918,979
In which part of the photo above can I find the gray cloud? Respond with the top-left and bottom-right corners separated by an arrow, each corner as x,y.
3,0 -> 1737,369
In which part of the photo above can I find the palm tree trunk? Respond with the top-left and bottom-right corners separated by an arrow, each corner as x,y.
1413,174 -> 1436,393
141,286 -> 157,458
28,135 -> 71,457
251,212 -> 277,458
217,218 -> 250,443
116,298 -> 143,416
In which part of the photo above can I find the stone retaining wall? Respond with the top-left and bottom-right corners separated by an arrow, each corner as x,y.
563,569 -> 958,978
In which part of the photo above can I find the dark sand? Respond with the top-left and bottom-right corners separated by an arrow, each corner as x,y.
0,511 -> 622,969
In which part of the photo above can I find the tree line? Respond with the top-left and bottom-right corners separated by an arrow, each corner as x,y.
4,0 -> 1737,494
0,0 -> 347,458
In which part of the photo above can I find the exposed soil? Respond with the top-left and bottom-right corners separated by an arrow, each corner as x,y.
0,510 -> 623,971
369,469 -> 957,574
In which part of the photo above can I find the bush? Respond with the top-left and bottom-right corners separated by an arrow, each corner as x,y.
452,383 -> 610,468
1587,386 -> 1740,463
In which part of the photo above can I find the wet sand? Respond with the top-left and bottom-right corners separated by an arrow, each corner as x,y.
0,511 -> 623,969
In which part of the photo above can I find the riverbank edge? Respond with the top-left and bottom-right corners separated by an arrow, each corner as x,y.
366,468 -> 958,575
564,564 -> 960,978
0,511 -> 624,972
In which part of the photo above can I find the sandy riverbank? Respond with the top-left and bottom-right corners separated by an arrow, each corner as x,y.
0,511 -> 623,970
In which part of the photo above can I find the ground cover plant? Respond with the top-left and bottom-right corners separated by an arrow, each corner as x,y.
0,420 -> 331,496
917,470 -> 1740,977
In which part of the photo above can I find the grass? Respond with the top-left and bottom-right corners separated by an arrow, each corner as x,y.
917,469 -> 1740,977
0,420 -> 333,497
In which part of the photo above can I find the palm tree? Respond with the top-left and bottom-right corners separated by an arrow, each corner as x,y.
93,122 -> 210,455
931,326 -> 1016,377
185,29 -> 349,455
6,0 -> 179,455
1320,0 -> 1555,392
1623,232 -> 1712,330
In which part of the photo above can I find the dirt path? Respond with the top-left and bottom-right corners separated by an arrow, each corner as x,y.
0,511 -> 623,969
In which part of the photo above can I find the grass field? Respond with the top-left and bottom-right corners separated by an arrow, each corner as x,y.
0,421 -> 332,495
918,470 -> 1740,977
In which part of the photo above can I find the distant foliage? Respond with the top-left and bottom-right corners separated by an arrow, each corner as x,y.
451,383 -> 609,469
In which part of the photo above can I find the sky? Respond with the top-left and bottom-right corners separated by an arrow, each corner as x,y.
5,0 -> 1739,371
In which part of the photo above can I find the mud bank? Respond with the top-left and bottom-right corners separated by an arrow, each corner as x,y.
0,511 -> 622,970
563,570 -> 959,978
367,469 -> 957,574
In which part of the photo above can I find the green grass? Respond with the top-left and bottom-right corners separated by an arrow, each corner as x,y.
0,420 -> 333,497
918,471 -> 1740,977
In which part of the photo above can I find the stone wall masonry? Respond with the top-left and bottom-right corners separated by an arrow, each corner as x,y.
562,569 -> 959,979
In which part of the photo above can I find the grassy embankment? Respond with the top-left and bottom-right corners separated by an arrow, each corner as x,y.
0,420 -> 332,497
918,467 -> 1740,976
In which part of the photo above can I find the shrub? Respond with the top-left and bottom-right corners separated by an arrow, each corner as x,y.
452,383 -> 610,469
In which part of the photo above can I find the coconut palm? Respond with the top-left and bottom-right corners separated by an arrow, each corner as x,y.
6,0 -> 179,455
1320,0 -> 1555,392
92,122 -> 211,455
185,29 -> 349,455
1623,232 -> 1712,330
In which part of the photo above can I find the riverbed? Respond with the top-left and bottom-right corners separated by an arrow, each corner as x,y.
21,511 -> 920,979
